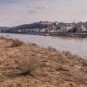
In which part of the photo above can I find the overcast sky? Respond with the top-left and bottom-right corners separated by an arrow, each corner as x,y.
0,0 -> 87,26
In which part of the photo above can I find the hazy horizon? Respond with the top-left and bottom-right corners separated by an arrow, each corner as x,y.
0,0 -> 87,26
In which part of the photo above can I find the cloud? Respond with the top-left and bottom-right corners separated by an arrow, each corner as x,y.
35,6 -> 48,10
26,5 -> 48,10
0,0 -> 87,26
27,10 -> 38,15
26,5 -> 49,15
26,6 -> 48,15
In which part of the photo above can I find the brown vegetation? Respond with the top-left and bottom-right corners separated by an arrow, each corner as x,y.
14,57 -> 40,76
11,39 -> 23,47
0,37 -> 87,87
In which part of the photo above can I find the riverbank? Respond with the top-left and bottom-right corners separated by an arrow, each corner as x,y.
2,32 -> 87,38
0,37 -> 87,87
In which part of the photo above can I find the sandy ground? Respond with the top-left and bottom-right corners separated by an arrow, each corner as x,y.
0,37 -> 87,87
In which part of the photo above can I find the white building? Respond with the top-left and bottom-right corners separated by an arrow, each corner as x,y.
81,25 -> 87,31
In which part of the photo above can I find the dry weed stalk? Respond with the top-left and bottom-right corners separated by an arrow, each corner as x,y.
14,58 -> 41,75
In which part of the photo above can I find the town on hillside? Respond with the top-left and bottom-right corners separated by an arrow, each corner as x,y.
1,21 -> 87,37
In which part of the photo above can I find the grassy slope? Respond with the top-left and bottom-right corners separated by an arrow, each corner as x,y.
0,37 -> 87,87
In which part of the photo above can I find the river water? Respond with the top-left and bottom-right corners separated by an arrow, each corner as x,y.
0,33 -> 87,59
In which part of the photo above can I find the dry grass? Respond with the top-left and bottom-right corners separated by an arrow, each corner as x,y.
11,39 -> 23,47
30,43 -> 38,46
0,37 -> 87,87
48,46 -> 57,52
0,36 -> 12,42
0,36 -> 23,47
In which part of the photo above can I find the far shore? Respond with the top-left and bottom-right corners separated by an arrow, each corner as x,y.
1,32 -> 87,38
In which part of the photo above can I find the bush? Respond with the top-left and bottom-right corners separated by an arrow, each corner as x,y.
48,46 -> 57,52
30,43 -> 38,46
62,51 -> 72,56
0,36 -> 13,43
0,36 -> 6,40
14,58 -> 40,76
11,39 -> 23,47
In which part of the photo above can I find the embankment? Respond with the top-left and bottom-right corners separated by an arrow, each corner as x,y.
0,37 -> 87,87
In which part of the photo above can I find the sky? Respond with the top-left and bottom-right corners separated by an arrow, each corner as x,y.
0,0 -> 87,26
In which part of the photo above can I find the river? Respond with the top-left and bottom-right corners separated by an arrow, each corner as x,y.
0,33 -> 87,59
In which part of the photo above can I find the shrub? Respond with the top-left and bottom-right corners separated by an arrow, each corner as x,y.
62,51 -> 72,57
11,39 -> 23,47
0,36 -> 6,40
30,43 -> 37,46
48,46 -> 57,52
0,36 -> 13,42
14,58 -> 40,76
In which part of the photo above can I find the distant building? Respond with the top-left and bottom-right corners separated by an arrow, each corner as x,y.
66,23 -> 75,31
60,26 -> 67,32
75,24 -> 87,33
81,25 -> 87,31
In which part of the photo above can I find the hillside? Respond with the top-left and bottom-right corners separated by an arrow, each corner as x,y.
0,27 -> 10,32
1,21 -> 87,33
4,23 -> 48,33
0,37 -> 87,87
